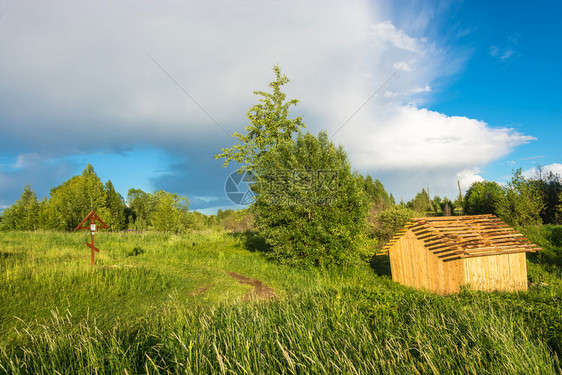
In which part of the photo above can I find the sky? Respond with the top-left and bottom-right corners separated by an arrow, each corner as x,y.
0,0 -> 561,214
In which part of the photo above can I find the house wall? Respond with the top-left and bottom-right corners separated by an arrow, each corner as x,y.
463,252 -> 528,292
389,229 -> 464,294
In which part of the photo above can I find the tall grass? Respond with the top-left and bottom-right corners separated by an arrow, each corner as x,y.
1,231 -> 561,373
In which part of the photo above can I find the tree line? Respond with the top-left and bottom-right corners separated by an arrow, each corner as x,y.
0,164 -> 214,232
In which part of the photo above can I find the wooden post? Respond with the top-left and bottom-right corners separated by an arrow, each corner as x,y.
90,216 -> 96,266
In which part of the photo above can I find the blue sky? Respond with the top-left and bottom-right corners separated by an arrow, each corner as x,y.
0,0 -> 560,214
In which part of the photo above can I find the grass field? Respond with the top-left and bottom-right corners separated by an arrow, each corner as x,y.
1,230 -> 561,374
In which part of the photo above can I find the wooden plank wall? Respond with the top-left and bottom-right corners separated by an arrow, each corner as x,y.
389,230 -> 466,294
463,252 -> 527,292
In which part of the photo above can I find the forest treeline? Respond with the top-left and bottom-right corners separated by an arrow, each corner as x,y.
0,164 -> 206,232
2,163 -> 560,236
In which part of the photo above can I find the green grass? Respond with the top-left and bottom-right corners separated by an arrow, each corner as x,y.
1,230 -> 561,374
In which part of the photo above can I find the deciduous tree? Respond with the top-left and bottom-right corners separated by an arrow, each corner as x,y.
253,131 -> 369,266
215,65 -> 304,172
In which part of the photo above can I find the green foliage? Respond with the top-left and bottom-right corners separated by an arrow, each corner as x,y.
440,196 -> 454,216
531,169 -> 562,224
43,164 -> 107,231
357,174 -> 391,212
103,181 -> 126,230
0,185 -> 39,231
253,131 -> 369,267
1,166 -> 112,232
215,65 -> 305,172
126,188 -> 154,230
497,169 -> 545,227
216,209 -> 255,232
152,192 -> 179,232
525,224 -> 562,268
1,165 -> 196,233
368,205 -> 418,245
406,189 -> 432,214
463,180 -> 504,215
126,190 -> 190,232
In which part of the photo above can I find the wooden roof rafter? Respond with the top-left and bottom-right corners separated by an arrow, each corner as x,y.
380,214 -> 541,258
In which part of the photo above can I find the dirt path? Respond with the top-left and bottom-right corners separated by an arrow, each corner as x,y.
227,272 -> 277,301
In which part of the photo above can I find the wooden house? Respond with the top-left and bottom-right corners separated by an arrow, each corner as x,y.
380,214 -> 541,294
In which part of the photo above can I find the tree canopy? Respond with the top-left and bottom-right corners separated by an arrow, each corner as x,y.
215,65 -> 305,172
252,131 -> 369,266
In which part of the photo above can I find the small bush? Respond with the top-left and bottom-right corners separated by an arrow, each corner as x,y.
368,205 -> 418,245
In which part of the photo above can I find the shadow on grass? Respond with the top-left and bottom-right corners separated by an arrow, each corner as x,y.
369,254 -> 392,277
228,230 -> 272,254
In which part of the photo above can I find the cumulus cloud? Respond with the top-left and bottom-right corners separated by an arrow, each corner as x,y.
457,169 -> 485,191
338,106 -> 535,171
523,163 -> 562,179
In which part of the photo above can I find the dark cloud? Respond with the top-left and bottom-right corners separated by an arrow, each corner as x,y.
0,1 -> 536,213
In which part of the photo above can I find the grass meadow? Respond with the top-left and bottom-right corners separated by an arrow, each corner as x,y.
1,230 -> 561,374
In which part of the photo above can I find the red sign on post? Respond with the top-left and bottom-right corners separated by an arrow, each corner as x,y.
75,211 -> 108,266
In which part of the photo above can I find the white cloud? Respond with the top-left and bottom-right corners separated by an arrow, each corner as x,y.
457,169 -> 485,191
369,20 -> 425,52
523,163 -> 562,179
337,105 -> 535,171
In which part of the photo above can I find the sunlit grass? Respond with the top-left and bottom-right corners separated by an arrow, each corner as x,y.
1,230 -> 561,373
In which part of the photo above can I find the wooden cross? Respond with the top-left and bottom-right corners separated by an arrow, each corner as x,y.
75,211 -> 108,266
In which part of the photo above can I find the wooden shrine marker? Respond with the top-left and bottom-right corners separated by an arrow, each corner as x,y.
75,211 -> 108,265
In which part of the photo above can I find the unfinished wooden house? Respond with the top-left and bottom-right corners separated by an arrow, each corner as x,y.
380,215 -> 541,294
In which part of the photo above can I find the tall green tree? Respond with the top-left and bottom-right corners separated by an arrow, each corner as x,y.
497,169 -> 544,227
43,164 -> 106,230
463,181 -> 504,216
151,191 -> 190,232
531,169 -> 562,224
126,188 -> 153,230
359,174 -> 391,210
215,65 -> 305,172
369,205 -> 418,245
0,185 -> 39,231
152,192 -> 178,232
406,189 -> 432,214
440,197 -> 454,216
253,131 -> 369,266
102,180 -> 126,230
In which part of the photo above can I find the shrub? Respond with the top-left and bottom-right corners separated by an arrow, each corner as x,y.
369,205 -> 418,246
